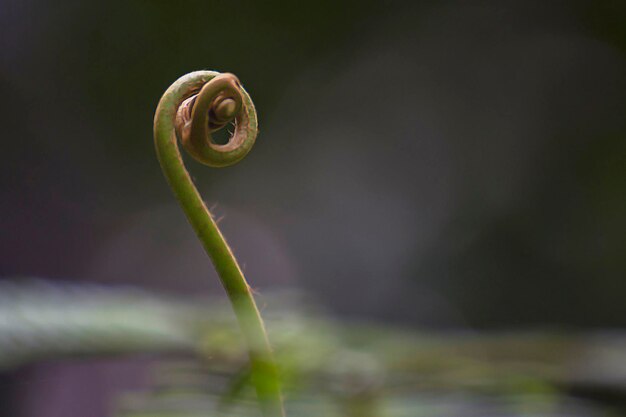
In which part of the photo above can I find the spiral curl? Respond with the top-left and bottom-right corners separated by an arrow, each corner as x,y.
172,72 -> 258,167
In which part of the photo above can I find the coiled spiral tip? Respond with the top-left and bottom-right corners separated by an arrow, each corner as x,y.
212,97 -> 238,122
174,72 -> 257,168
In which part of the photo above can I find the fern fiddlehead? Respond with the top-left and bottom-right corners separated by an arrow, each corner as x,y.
153,71 -> 285,417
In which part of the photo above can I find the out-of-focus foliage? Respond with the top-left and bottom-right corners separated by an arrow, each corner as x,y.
1,280 -> 625,416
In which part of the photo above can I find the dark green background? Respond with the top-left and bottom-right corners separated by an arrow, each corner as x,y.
1,0 -> 625,328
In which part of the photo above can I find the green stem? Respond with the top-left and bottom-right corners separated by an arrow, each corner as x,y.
153,70 -> 285,417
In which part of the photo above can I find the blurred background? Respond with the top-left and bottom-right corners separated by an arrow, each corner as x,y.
1,0 -> 625,416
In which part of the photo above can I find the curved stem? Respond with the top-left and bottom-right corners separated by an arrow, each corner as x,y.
153,70 -> 285,417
